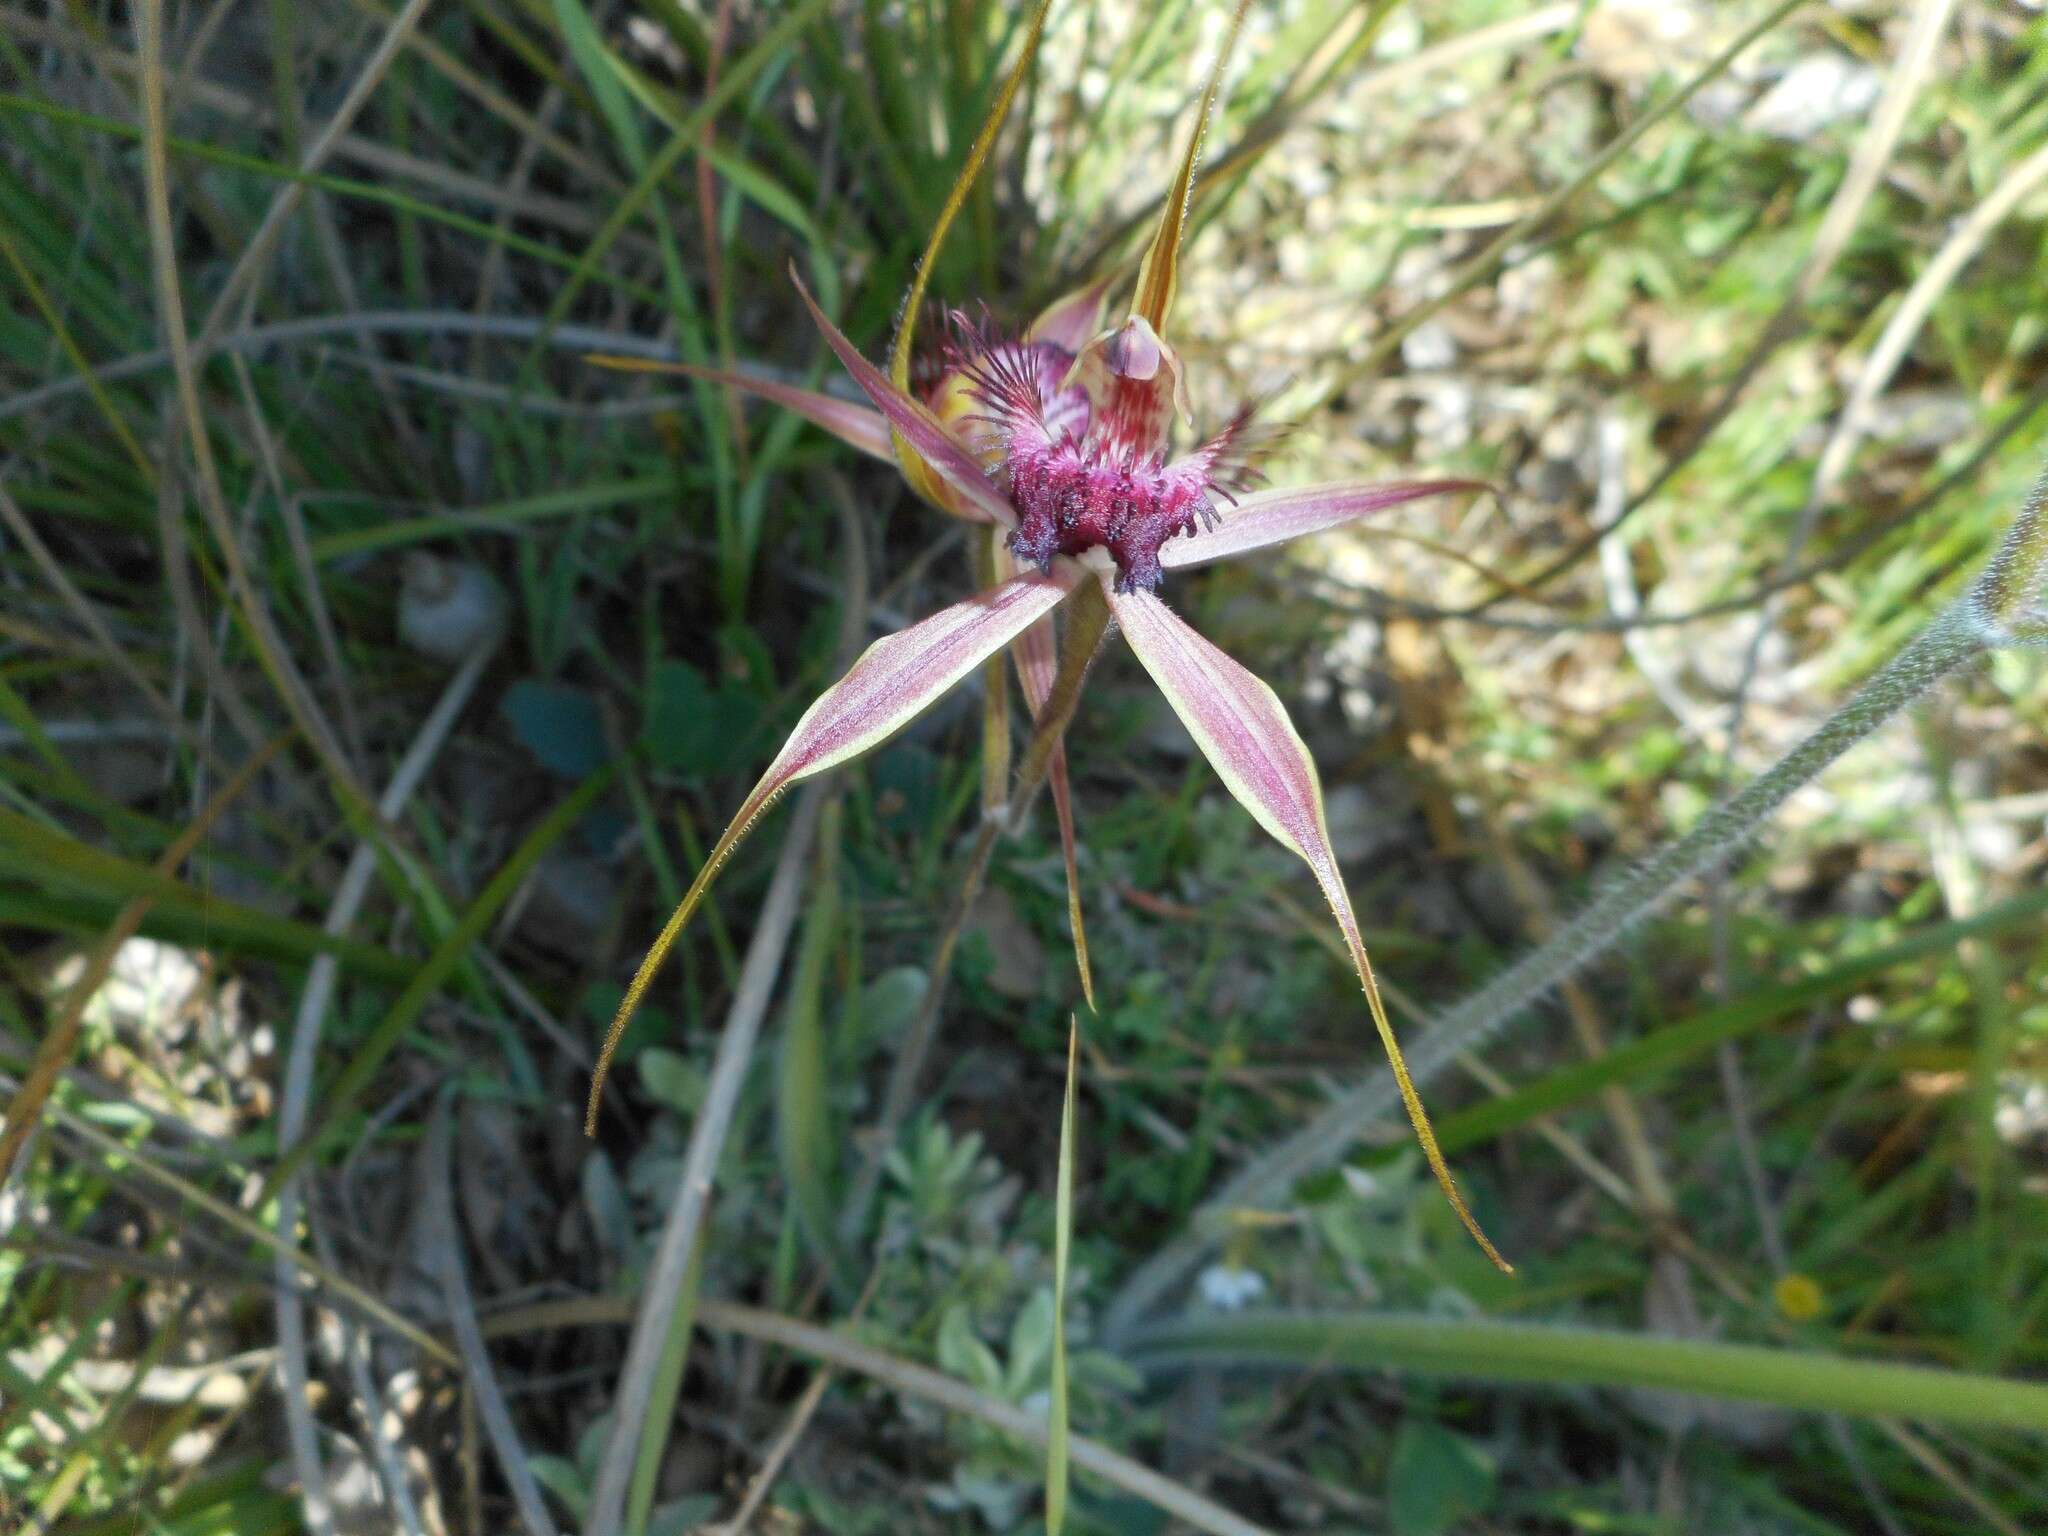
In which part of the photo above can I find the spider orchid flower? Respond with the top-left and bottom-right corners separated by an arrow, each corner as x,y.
588,2 -> 1509,1272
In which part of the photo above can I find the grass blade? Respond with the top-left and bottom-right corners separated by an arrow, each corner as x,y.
0,732 -> 283,1181
1428,885 -> 2048,1158
886,0 -> 1058,390
776,801 -> 844,1269
1045,1018 -> 1078,1535
1127,1312 -> 2048,1432
263,763 -> 617,1198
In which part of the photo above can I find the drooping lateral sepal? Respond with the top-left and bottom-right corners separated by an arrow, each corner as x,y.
993,530 -> 1095,1008
587,565 -> 1082,1130
1105,581 -> 1511,1272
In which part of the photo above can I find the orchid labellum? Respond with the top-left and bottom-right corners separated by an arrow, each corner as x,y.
588,0 -> 1509,1272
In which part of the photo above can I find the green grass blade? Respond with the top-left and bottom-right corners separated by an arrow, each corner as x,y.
519,0 -> 832,383
0,93 -> 663,305
1127,1312 -> 2048,1432
1046,1018 -> 1077,1536
262,763 -> 617,1196
550,0 -> 648,166
305,472 -> 688,561
1427,886 -> 2048,1157
0,810 -> 412,980
776,800 -> 843,1272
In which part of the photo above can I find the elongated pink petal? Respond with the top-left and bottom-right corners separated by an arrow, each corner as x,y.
1161,479 -> 1490,571
791,273 -> 1018,528
1027,277 -> 1112,353
994,533 -> 1095,1008
586,353 -> 894,462
1107,584 -> 1509,1272
588,566 -> 1079,1130
763,568 -> 1076,788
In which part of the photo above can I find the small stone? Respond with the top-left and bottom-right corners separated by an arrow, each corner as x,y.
963,887 -> 1044,1000
1197,1263 -> 1268,1311
1400,320 -> 1458,373
1744,54 -> 1882,142
397,554 -> 507,663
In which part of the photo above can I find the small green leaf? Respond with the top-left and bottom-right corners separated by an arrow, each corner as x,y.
862,965 -> 930,1041
526,1454 -> 589,1521
502,679 -> 609,778
635,1047 -> 703,1114
1006,1288 -> 1057,1400
937,1304 -> 1004,1396
642,659 -> 760,776
1387,1418 -> 1496,1536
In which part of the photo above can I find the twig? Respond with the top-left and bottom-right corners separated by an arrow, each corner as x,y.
0,310 -> 825,425
1705,0 -> 1961,1297
1320,367 -> 2048,634
467,67 -> 570,370
335,0 -> 619,190
190,0 -> 435,354
305,191 -> 439,493
136,0 -> 369,820
230,353 -> 368,770
0,14 -> 613,237
1467,0 -> 1955,612
1479,815 -> 1677,1225
585,493 -> 871,1536
271,639 -> 498,1535
0,481 -> 195,749
321,352 -> 690,418
45,1103 -> 456,1368
1718,0 -> 1965,767
1320,0 -> 1809,403
1592,414 -> 1717,741
1811,134 -> 2048,516
428,1097 -> 562,1536
307,1207 -> 432,1536
1109,458 -> 2048,1334
582,788 -> 827,1536
704,1269 -> 885,1535
1876,1417 -> 2026,1536
1058,5 -> 1582,294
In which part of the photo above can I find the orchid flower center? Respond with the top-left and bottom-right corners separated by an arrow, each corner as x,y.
925,314 -> 1254,593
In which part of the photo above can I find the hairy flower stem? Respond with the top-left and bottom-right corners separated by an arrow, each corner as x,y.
843,579 -> 1113,1238
1108,586 -> 2009,1338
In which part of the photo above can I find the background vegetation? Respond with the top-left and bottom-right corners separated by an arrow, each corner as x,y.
2,1 -> 2046,1532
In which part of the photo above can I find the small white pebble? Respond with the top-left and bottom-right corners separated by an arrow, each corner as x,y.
1745,54 -> 1881,141
1401,320 -> 1458,373
398,554 -> 507,663
1197,1263 -> 1268,1311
